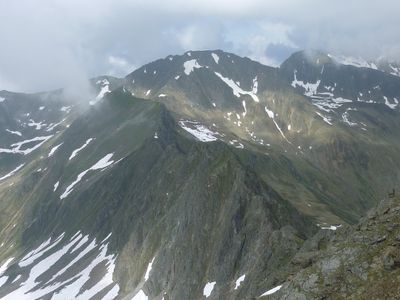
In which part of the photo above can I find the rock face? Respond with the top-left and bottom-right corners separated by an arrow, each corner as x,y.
0,88 -> 318,299
270,197 -> 400,300
0,49 -> 400,299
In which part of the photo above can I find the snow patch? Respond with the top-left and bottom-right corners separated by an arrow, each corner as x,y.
260,285 -> 282,297
183,59 -> 202,75
234,274 -> 245,290
69,138 -> 94,160
55,243 -> 118,300
28,119 -> 46,130
53,181 -> 60,191
265,106 -> 290,143
48,142 -> 63,157
60,153 -> 114,199
384,96 -> 398,109
389,64 -> 400,77
144,257 -> 155,281
311,96 -> 352,113
328,54 -> 378,69
132,290 -> 148,300
70,234 -> 90,253
211,53 -> 220,64
252,76 -> 258,94
315,112 -> 333,125
203,281 -> 216,298
179,120 -> 219,142
291,70 -> 320,97
4,232 -> 119,300
214,72 -> 259,102
0,257 -> 14,276
242,100 -> 247,117
265,106 -> 274,119
101,232 -> 113,244
19,233 -> 65,267
6,129 -> 22,136
46,118 -> 67,132
90,79 -> 110,105
102,284 -> 120,299
342,110 -> 357,126
50,238 -> 94,281
319,224 -> 342,231
0,164 -> 24,181
0,135 -> 54,155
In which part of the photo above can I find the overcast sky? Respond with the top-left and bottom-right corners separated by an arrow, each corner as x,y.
1,0 -> 399,92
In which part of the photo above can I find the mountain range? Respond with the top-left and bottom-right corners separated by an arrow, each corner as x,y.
0,49 -> 400,299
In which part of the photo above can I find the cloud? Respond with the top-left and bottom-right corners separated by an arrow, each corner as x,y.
107,56 -> 136,77
165,23 -> 225,51
0,0 -> 399,92
224,22 -> 298,66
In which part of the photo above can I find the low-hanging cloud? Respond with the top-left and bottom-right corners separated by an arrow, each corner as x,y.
1,0 -> 399,92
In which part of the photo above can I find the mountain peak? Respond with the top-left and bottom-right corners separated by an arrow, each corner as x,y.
282,50 -> 334,67
125,49 -> 266,80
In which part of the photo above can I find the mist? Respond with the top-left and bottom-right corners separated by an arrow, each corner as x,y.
1,0 -> 399,93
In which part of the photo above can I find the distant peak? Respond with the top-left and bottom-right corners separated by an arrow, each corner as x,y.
281,50 -> 334,67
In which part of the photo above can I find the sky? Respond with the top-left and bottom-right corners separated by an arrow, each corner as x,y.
0,0 -> 399,92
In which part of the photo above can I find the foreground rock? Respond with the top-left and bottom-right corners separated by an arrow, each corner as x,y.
267,197 -> 400,300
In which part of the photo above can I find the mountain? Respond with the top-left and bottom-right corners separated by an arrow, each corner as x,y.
269,196 -> 400,300
124,49 -> 400,222
0,49 -> 399,299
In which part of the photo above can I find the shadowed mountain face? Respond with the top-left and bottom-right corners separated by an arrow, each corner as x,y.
0,49 -> 399,299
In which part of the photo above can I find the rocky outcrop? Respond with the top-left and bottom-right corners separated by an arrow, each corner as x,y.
268,197 -> 400,300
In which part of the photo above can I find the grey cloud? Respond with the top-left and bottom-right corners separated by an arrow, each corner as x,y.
1,0 -> 399,92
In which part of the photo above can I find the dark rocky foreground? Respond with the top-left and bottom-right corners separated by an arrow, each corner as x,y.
268,196 -> 400,300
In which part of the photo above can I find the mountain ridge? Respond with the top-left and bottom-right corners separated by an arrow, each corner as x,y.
0,48 -> 400,299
